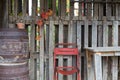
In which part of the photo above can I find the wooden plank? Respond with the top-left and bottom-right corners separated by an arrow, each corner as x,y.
94,54 -> 102,80
112,21 -> 118,80
39,26 -> 45,80
86,51 -> 94,80
14,0 -> 18,18
87,0 -> 92,19
112,21 -> 118,46
112,56 -> 118,80
94,0 -> 99,19
52,0 -> 56,16
58,20 -> 63,80
84,19 -> 89,48
3,0 -> 9,27
61,0 -> 66,17
67,21 -> 73,80
45,25 -> 49,80
92,20 -> 97,47
22,0 -> 27,17
29,25 -> 36,80
102,57 -> 108,80
103,18 -> 108,47
98,0 -> 103,20
106,0 -> 112,19
40,0 -> 44,14
70,0 -> 74,19
76,21 -> 81,80
119,3 -> 120,20
49,21 -> 55,80
115,3 -> 118,20
78,0 -> 83,17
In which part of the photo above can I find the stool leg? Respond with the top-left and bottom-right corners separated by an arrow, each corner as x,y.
77,72 -> 80,80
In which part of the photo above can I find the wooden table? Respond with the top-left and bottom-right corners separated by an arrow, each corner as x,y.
85,47 -> 120,80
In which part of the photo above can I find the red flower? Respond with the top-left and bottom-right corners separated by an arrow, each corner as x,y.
37,19 -> 43,27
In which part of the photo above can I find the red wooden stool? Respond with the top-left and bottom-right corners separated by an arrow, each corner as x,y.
53,43 -> 80,80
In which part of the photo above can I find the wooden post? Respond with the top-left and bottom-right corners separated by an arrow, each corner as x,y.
93,0 -> 99,19
52,0 -> 56,16
94,54 -> 102,80
3,0 -> 9,27
92,20 -> 97,47
84,18 -> 88,48
39,26 -> 45,80
58,20 -> 63,80
29,26 -> 36,80
102,17 -> 108,80
67,21 -> 73,80
77,21 -> 81,80
49,21 -> 55,80
87,0 -> 92,19
112,21 -> 119,80
106,0 -> 112,19
70,0 -> 74,19
61,0 -> 66,17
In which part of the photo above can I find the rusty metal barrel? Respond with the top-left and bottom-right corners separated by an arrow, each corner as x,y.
0,28 -> 29,80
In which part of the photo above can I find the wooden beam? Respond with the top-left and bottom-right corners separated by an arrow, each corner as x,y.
39,25 -> 45,80
58,20 -> 63,80
94,54 -> 102,80
92,20 -> 97,47
49,21 -> 55,80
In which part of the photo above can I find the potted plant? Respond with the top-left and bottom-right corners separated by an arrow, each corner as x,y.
16,19 -> 25,29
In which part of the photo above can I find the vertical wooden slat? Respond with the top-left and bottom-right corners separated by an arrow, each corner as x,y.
84,19 -> 89,48
14,0 -> 18,18
115,3 -> 118,20
67,21 -> 73,80
102,18 -> 108,80
30,0 -> 37,80
98,0 -> 103,20
3,0 -> 9,27
72,21 -> 77,80
119,3 -> 120,20
112,21 -> 118,80
94,54 -> 102,80
40,0 -> 44,14
22,0 -> 27,17
58,0 -> 61,16
94,0 -> 99,19
70,0 -> 74,19
58,20 -> 63,80
87,0 -> 92,19
49,21 -> 55,80
103,19 -> 108,47
52,0 -> 56,16
106,0 -> 112,19
30,26 -> 36,80
97,0 -> 103,47
77,21 -> 81,80
61,0 -> 66,17
112,21 -> 118,46
39,26 -> 45,80
112,56 -> 118,80
92,20 -> 97,47
44,25 -> 49,80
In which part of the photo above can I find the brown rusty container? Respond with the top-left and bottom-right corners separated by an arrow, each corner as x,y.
0,28 -> 29,80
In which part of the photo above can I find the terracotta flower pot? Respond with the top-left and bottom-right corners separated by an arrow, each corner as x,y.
17,23 -> 25,29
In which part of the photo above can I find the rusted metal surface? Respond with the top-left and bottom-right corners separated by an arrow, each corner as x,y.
0,28 -> 29,80
0,28 -> 29,62
0,62 -> 29,80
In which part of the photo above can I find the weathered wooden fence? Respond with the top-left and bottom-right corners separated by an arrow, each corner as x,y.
5,0 -> 120,80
